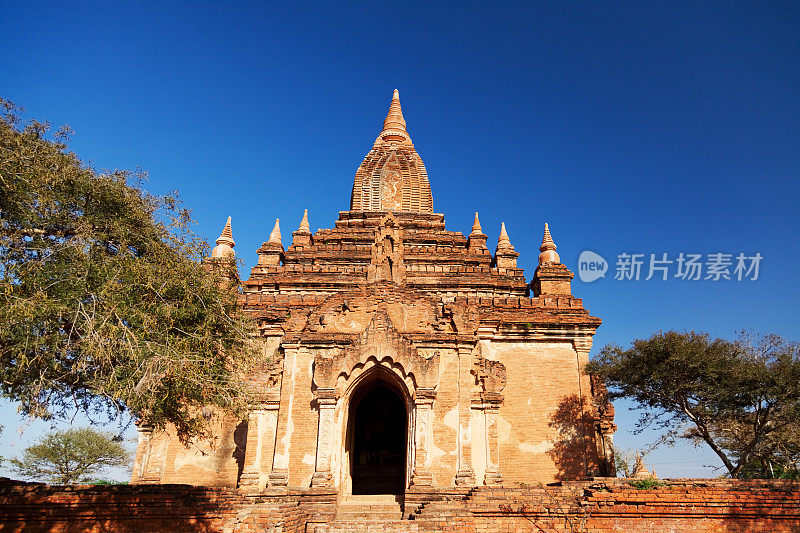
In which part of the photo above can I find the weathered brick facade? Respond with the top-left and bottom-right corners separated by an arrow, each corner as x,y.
2,478 -> 799,532
130,90 -> 616,501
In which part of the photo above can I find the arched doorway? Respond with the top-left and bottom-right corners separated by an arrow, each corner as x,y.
347,378 -> 408,494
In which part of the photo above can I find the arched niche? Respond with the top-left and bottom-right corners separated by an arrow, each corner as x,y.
331,363 -> 414,496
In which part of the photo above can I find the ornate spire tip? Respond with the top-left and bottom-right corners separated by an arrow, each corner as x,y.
380,88 -> 408,142
211,216 -> 235,258
538,222 -> 560,264
471,212 -> 483,235
267,218 -> 282,245
297,209 -> 310,233
497,222 -> 512,250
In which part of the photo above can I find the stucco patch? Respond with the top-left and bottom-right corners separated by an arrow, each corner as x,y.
497,414 -> 512,443
519,441 -> 553,454
443,406 -> 458,430
175,449 -> 215,471
430,440 -> 446,463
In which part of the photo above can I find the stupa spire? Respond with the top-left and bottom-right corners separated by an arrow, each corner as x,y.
383,89 -> 406,132
538,222 -> 560,264
494,222 -> 519,268
378,89 -> 410,143
297,209 -> 310,233
268,218 -> 282,245
468,212 -> 488,251
257,218 -> 284,266
470,212 -> 483,236
218,217 -> 234,246
496,222 -> 512,251
292,210 -> 312,247
211,216 -> 235,258
352,90 -> 432,213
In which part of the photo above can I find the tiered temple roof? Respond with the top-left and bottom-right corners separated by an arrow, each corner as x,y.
217,90 -> 599,335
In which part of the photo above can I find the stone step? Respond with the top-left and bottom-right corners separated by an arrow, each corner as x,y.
335,512 -> 404,521
337,506 -> 403,512
311,520 -> 422,533
409,500 -> 470,522
335,495 -> 404,521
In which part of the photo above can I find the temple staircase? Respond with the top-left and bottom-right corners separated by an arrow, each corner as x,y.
308,489 -> 476,532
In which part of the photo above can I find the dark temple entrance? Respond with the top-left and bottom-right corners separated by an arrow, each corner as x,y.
349,381 -> 407,494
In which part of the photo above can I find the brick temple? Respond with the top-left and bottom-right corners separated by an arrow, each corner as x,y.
131,90 -> 617,499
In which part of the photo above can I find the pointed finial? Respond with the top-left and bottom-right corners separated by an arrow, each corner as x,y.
494,221 -> 519,268
267,218 -> 282,245
297,209 -> 310,233
542,223 -> 555,248
379,89 -> 409,142
470,212 -> 484,236
538,222 -> 560,264
497,222 -> 512,250
211,216 -> 235,258
217,217 -> 234,246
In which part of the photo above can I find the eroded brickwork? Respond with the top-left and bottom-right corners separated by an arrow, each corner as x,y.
2,478 -> 798,532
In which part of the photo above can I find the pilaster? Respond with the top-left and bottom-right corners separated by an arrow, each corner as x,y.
455,344 -> 476,486
132,423 -> 156,483
311,388 -> 338,487
410,387 -> 436,486
269,343 -> 298,488
238,394 -> 281,493
477,392 -> 504,485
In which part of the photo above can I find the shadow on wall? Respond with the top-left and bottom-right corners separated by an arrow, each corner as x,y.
547,394 -> 595,481
233,419 -> 248,484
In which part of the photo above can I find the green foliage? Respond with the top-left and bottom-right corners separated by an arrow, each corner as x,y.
586,331 -> 800,478
9,428 -> 130,485
89,479 -> 130,485
628,478 -> 663,490
0,100 -> 257,441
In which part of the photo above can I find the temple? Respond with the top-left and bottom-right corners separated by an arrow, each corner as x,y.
131,90 -> 616,497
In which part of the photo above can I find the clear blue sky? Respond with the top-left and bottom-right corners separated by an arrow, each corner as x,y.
2,1 -> 798,479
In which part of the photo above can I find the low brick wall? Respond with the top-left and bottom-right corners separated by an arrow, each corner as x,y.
0,480 -> 302,533
466,479 -> 800,532
0,477 -> 797,532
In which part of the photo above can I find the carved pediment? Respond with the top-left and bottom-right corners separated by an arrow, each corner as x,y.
357,308 -> 412,353
312,307 -> 440,391
304,283 -> 438,335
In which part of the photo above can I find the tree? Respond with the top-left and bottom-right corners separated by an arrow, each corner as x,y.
586,331 -> 800,478
9,427 -> 130,484
0,99 -> 257,442
717,417 -> 800,479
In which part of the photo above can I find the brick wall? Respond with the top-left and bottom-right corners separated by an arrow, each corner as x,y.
464,479 -> 800,533
2,478 -> 797,533
491,341 -> 597,483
